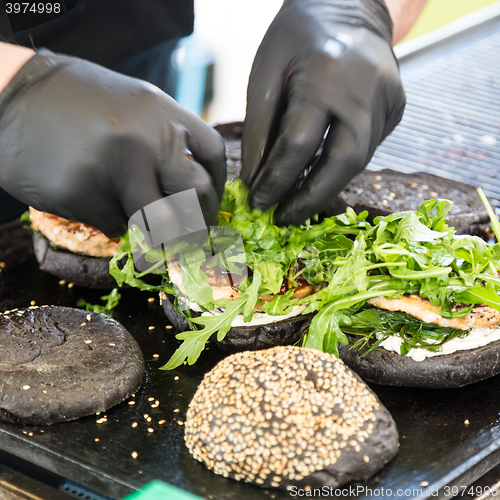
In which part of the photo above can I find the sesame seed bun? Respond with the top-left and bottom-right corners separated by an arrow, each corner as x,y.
185,346 -> 398,490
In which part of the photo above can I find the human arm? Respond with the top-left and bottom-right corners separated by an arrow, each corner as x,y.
241,0 -> 425,226
385,0 -> 428,44
0,44 -> 226,237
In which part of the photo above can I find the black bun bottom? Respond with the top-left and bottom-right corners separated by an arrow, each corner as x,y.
339,333 -> 500,388
0,306 -> 144,425
33,231 -> 117,289
162,294 -> 312,352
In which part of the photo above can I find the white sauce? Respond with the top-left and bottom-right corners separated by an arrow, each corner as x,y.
201,304 -> 308,327
378,327 -> 500,362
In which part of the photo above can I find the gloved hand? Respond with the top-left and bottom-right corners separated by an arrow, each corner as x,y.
0,50 -> 226,237
241,0 -> 405,226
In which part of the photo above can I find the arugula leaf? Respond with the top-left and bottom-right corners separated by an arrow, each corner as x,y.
455,283 -> 500,310
162,298 -> 246,369
478,187 -> 500,242
77,288 -> 121,317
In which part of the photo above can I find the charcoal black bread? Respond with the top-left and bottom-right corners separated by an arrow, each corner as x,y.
33,231 -> 117,289
339,333 -> 500,389
0,306 -> 144,425
325,169 -> 491,238
161,293 -> 312,352
185,346 -> 399,490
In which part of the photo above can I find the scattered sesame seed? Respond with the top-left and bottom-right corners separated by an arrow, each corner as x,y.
84,340 -> 92,344
144,414 -> 149,419
177,421 -> 184,426
30,300 -> 36,306
28,432 -> 33,436
417,193 -> 424,198
86,314 -> 92,321
59,280 -> 66,285
159,420 -> 166,425
128,401 -> 136,406
0,262 -> 5,268
95,438 -> 100,442
373,184 -> 381,190
80,323 -> 86,327
429,191 -> 437,197
363,455 -> 370,463
109,343 -> 116,346
411,182 -> 418,188
174,376 -> 179,381
151,403 -> 159,409
148,397 -> 154,401
68,283 -> 74,289
382,200 -> 388,206
153,354 -> 160,358
165,325 -> 173,330
22,385 -> 30,390
148,326 -> 155,331
148,297 -> 155,303
389,192 -> 396,198
132,422 -> 138,428
147,417 -> 152,422
464,419 -> 470,425
421,481 -> 429,487
148,428 -> 154,433
131,452 -> 138,459
173,409 -> 179,413
374,175 -> 382,181
421,185 -> 429,190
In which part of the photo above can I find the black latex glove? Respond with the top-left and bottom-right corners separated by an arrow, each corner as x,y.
0,50 -> 226,237
241,0 -> 405,226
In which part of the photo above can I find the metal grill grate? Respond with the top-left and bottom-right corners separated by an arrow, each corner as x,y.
369,28 -> 500,207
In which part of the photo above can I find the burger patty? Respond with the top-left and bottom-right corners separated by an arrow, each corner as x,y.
167,259 -> 322,303
368,294 -> 500,329
30,208 -> 120,258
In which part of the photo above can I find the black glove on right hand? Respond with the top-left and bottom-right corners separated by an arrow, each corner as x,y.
0,50 -> 226,237
241,0 -> 405,226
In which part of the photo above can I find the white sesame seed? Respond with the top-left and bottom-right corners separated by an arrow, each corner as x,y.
131,451 -> 138,459
132,422 -> 138,428
421,481 -> 429,487
148,297 -> 155,303
59,280 -> 66,285
68,283 -> 74,289
159,420 -> 166,425
153,354 -> 159,358
22,385 -> 30,390
30,300 -> 36,306
84,340 -> 92,344
373,184 -> 381,190
374,175 -> 382,181
148,326 -> 155,331
165,325 -> 173,329
86,314 -> 91,321
148,428 -> 154,433
128,401 -> 136,406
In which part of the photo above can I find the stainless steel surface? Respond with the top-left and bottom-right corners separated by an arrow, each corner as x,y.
369,11 -> 500,207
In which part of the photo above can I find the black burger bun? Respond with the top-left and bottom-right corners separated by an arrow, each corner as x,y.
339,333 -> 500,389
0,306 -> 144,425
185,346 -> 399,490
161,293 -> 312,352
33,231 -> 117,289
324,169 -> 492,238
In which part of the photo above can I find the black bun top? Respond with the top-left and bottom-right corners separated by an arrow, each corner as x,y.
0,306 -> 144,425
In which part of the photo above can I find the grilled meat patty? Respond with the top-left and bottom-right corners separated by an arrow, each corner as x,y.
368,294 -> 500,330
30,207 -> 120,257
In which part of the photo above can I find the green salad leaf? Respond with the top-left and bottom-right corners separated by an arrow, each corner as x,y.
110,179 -> 500,369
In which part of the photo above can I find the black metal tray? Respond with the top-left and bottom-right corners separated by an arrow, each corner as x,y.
2,219 -> 500,500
